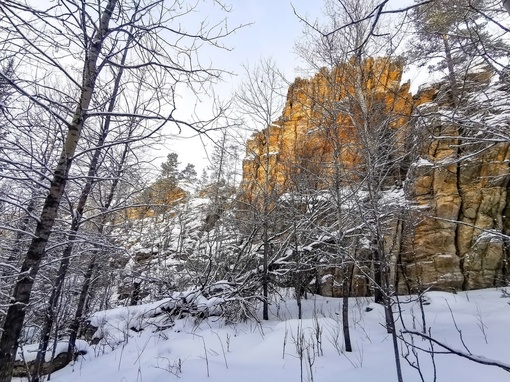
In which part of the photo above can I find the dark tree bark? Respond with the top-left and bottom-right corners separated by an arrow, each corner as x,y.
0,2 -> 118,380
373,246 -> 384,304
262,221 -> 269,320
442,34 -> 459,107
503,0 -> 510,17
31,21 -> 133,380
342,264 -> 352,352
66,257 -> 95,364
67,127 -> 132,362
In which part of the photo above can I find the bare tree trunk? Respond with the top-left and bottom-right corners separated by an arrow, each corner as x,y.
293,217 -> 302,319
442,34 -> 459,107
32,22 -> 133,380
342,264 -> 352,352
262,114 -> 271,321
235,59 -> 285,321
262,221 -> 269,320
0,2 -> 117,380
373,246 -> 384,304
66,126 -> 133,361
1,146 -> 56,306
66,257 -> 95,363
387,294 -> 404,382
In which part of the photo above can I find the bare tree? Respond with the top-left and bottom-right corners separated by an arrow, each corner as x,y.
295,0 -> 510,380
236,58 -> 286,320
0,0 -> 239,379
294,0 -> 416,377
0,2 -> 119,378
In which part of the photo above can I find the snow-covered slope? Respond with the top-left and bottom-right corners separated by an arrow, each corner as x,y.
26,288 -> 510,382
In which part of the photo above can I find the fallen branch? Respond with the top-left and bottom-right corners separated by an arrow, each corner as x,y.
401,330 -> 510,373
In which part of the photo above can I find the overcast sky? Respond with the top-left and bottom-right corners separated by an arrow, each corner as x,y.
211,1 -> 321,87
163,1 -> 321,173
164,0 -> 416,175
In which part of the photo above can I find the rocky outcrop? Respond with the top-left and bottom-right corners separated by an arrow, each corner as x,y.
402,87 -> 510,292
242,57 -> 414,198
242,58 -> 510,294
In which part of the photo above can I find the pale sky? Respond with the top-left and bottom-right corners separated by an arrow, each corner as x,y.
163,0 -> 321,174
164,0 -> 416,175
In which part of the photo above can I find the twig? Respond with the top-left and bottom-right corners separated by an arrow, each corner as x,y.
402,330 -> 510,373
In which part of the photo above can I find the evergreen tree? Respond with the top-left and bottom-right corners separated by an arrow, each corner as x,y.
179,163 -> 198,183
409,0 -> 509,104
160,152 -> 180,185
199,168 -> 210,188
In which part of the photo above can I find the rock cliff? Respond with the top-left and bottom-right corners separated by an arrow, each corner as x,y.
402,71 -> 510,292
242,57 -> 414,197
241,58 -> 510,294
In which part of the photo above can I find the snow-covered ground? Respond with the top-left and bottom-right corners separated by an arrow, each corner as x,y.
16,288 -> 510,382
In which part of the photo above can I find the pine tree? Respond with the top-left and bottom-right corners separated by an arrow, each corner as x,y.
409,0 -> 509,104
160,152 -> 180,185
179,163 -> 198,183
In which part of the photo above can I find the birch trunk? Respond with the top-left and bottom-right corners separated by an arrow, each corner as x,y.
0,2 -> 118,380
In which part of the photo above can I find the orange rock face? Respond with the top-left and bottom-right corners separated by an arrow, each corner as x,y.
241,58 -> 510,294
127,180 -> 187,219
242,57 -> 414,199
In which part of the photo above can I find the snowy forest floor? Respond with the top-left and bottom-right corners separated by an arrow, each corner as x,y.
15,288 -> 510,382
